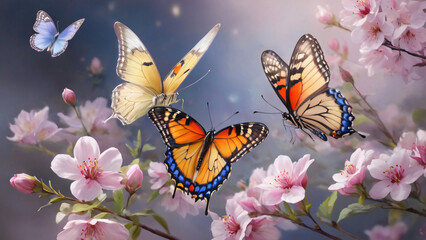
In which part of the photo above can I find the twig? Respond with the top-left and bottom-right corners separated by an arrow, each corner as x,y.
71,104 -> 90,136
37,143 -> 55,157
383,39 -> 426,60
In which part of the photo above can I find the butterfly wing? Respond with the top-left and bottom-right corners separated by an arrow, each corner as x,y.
30,10 -> 57,52
297,88 -> 356,141
192,123 -> 269,214
106,83 -> 158,125
261,50 -> 291,111
114,22 -> 162,93
287,34 -> 330,111
162,24 -> 220,95
148,107 -> 206,187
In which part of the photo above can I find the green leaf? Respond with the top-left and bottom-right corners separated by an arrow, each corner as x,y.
113,189 -> 125,214
38,197 -> 66,211
93,212 -> 110,219
128,193 -> 139,207
353,114 -> 372,126
358,194 -> 365,205
153,214 -> 170,234
337,203 -> 379,223
142,144 -> 156,152
66,143 -> 74,156
283,202 -> 296,220
317,191 -> 338,221
131,226 -> 142,240
140,159 -> 151,170
413,109 -> 426,128
126,144 -> 138,157
130,158 -> 140,165
133,208 -> 156,216
147,189 -> 160,204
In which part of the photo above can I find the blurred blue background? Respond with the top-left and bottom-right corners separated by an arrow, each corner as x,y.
1,0 -> 425,239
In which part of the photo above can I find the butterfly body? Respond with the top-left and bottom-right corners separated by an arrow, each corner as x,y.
107,22 -> 220,125
30,10 -> 84,57
261,34 -> 363,141
148,107 -> 268,215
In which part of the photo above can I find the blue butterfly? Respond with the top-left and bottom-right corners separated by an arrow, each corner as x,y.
30,10 -> 84,57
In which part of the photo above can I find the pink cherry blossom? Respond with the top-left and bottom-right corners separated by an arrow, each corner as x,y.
124,164 -> 143,194
8,106 -> 60,145
329,148 -> 374,195
340,0 -> 379,27
258,154 -> 314,205
368,149 -> 423,201
10,173 -> 40,194
316,5 -> 335,25
148,161 -> 170,194
381,0 -> 426,39
57,218 -> 129,240
57,97 -> 129,151
359,45 -> 394,76
210,199 -> 280,240
351,13 -> 394,52
394,27 -> 426,52
398,129 -> 426,176
364,221 -> 407,240
161,186 -> 203,218
51,136 -> 123,201
387,51 -> 422,83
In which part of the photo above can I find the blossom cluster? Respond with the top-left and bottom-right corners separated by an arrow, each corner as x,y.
317,0 -> 426,82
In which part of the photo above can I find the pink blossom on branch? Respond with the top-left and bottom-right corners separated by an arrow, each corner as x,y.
398,129 -> 426,176
340,0 -> 380,27
351,13 -> 394,52
62,88 -> 76,105
51,136 -> 123,201
359,46 -> 394,76
8,106 -> 60,145
367,149 -> 423,201
329,148 -> 374,195
210,199 -> 280,240
57,218 -> 129,240
147,161 -> 170,194
258,154 -> 314,205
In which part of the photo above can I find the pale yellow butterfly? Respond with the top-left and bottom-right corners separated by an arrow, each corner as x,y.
106,22 -> 221,125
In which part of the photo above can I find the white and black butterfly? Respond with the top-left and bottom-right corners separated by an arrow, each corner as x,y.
30,10 -> 84,57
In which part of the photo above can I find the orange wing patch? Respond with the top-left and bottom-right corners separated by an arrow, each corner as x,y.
172,141 -> 203,179
194,144 -> 227,185
290,81 -> 302,110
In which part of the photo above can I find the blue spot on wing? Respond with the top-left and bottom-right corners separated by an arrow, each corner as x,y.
326,88 -> 356,138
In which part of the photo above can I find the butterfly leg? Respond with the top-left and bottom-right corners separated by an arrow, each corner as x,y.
204,198 -> 211,216
301,128 -> 315,142
172,185 -> 177,198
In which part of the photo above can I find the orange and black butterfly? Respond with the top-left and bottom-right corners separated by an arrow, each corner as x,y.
261,34 -> 364,141
148,107 -> 268,215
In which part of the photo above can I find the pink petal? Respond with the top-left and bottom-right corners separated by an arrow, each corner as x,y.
51,154 -> 81,180
328,182 -> 345,191
274,155 -> 293,174
74,136 -> 100,164
369,180 -> 392,199
389,183 -> 411,201
57,220 -> 85,240
368,159 -> 389,180
98,148 -> 122,172
281,186 -> 305,203
400,165 -> 423,184
96,220 -> 130,240
70,178 -> 102,201
97,172 -> 123,190
260,189 -> 285,206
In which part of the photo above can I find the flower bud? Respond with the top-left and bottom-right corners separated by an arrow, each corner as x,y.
315,5 -> 334,25
90,57 -> 103,75
10,173 -> 40,194
62,88 -> 76,105
125,164 -> 143,194
328,38 -> 340,53
339,66 -> 354,85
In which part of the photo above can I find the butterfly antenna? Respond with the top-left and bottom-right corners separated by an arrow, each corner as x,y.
260,95 -> 284,113
253,111 -> 282,115
215,111 -> 239,129
179,70 -> 210,92
207,102 -> 214,130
